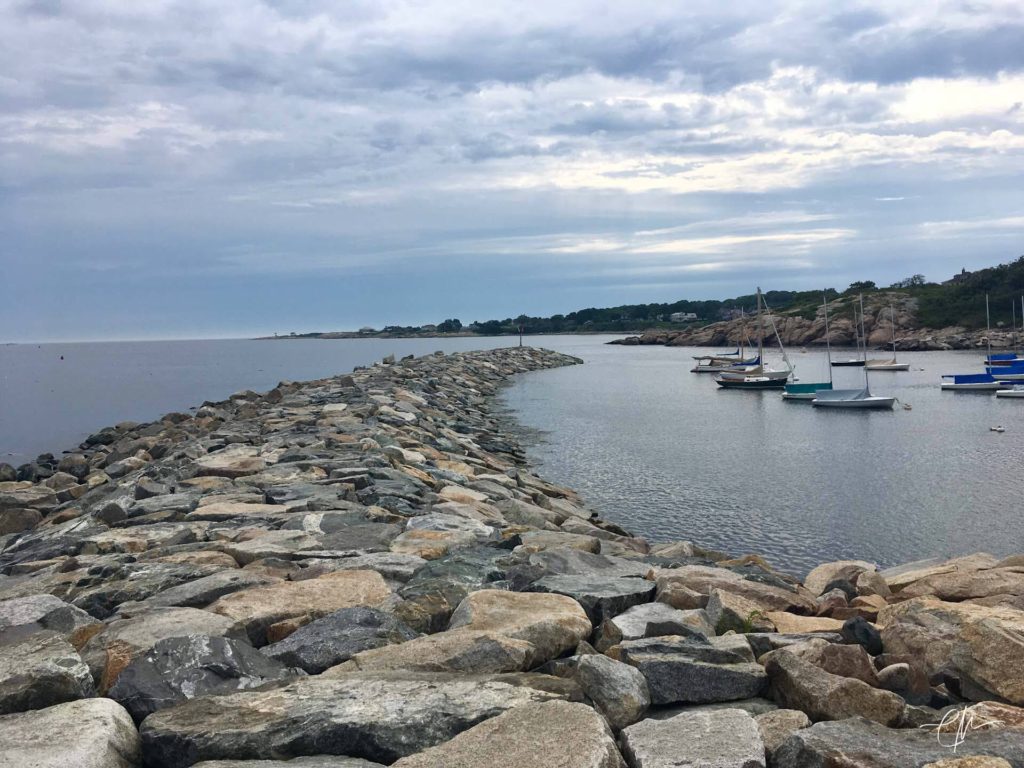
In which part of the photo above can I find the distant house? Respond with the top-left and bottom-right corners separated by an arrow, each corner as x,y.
669,312 -> 698,323
358,327 -> 376,334
946,268 -> 972,285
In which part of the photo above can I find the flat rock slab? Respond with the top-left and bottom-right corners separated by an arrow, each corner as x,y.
391,700 -> 625,768
620,708 -> 766,768
0,593 -> 100,642
0,697 -> 141,768
447,589 -> 592,663
528,575 -> 656,624
208,570 -> 391,645
597,603 -> 713,651
0,629 -> 94,714
262,607 -> 418,674
774,717 -> 1024,767
140,672 -> 572,768
334,629 -> 535,674
108,634 -> 297,722
140,569 -> 280,609
612,636 -> 766,706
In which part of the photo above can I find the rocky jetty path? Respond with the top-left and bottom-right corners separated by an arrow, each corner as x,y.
2,346 -> 1024,767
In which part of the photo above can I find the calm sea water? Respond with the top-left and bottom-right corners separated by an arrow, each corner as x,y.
3,335 -> 1022,574
501,338 -> 1024,574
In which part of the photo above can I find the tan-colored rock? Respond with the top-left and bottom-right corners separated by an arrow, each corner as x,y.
208,570 -> 391,645
447,590 -> 591,663
804,560 -> 875,596
391,700 -> 625,768
755,708 -> 811,754
438,485 -> 489,504
194,446 -> 267,478
883,553 -> 1000,593
390,529 -> 475,559
655,566 -> 815,614
706,589 -> 774,633
763,612 -> 845,634
924,758 -> 1012,768
517,530 -> 601,553
896,569 -> 1024,602
330,630 -> 535,674
185,502 -> 284,521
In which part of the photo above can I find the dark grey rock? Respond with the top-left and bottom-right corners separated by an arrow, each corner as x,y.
262,607 -> 418,673
841,616 -> 883,655
773,716 -> 1024,767
528,575 -> 655,624
194,759 -> 385,768
575,653 -> 650,731
745,632 -> 845,659
108,634 -> 297,722
318,523 -> 402,552
140,569 -> 279,609
0,594 -> 99,638
614,635 -> 766,706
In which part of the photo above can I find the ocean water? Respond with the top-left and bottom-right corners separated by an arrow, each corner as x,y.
500,338 -> 1024,574
3,334 -> 1022,574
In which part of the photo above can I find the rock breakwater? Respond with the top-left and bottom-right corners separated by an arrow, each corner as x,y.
1,346 -> 1024,767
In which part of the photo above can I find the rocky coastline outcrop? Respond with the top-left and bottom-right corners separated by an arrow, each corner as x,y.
2,346 -> 1024,767
612,295 -> 1024,352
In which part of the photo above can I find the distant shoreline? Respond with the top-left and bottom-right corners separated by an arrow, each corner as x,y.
253,330 -> 636,340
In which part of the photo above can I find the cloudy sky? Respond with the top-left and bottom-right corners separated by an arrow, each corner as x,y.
2,0 -> 1023,341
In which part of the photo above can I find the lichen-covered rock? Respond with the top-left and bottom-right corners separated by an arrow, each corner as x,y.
208,570 -> 391,645
574,653 -> 650,731
139,672 -> 574,767
0,629 -> 94,714
390,700 -> 625,768
0,697 -> 141,768
619,708 -> 766,768
527,575 -> 656,625
107,634 -> 297,722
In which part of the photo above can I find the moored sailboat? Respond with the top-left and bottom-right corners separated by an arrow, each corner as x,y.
716,288 -> 792,390
784,291 -> 835,401
864,301 -> 910,371
813,294 -> 896,409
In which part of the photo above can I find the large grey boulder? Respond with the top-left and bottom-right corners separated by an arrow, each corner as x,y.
0,697 -> 141,768
619,708 -> 766,768
764,650 -> 905,726
138,570 -> 279,609
139,672 -> 574,767
262,607 -> 418,673
575,654 -> 650,731
773,717 -> 1024,767
391,700 -> 625,768
108,634 -> 297,722
753,708 -> 810,755
0,629 -> 94,714
595,603 -> 713,651
611,635 -> 766,705
528,575 -> 655,624
0,593 -> 100,642
332,629 -> 536,674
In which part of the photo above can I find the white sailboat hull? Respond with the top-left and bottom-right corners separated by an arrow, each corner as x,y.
941,382 -> 1002,391
865,362 -> 910,371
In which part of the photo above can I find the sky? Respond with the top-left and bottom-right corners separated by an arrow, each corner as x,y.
1,0 -> 1023,341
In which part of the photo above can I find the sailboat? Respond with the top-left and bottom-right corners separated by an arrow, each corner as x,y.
944,294 -> 1006,390
716,288 -> 792,389
865,301 -> 910,371
987,296 -> 1024,366
783,292 -> 835,401
691,310 -> 761,372
812,294 -> 896,409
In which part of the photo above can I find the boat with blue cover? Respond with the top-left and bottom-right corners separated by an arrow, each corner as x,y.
941,373 -> 1003,391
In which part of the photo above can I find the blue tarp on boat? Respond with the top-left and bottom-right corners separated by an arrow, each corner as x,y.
943,373 -> 997,383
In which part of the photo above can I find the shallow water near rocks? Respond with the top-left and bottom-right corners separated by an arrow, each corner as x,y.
499,337 -> 1024,575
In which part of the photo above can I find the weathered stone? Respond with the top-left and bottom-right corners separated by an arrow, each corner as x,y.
139,672 -> 574,767
0,629 -> 94,714
447,590 -> 592,662
391,700 -> 624,768
764,649 -> 904,725
108,634 -> 296,722
528,575 -> 656,624
334,629 -> 534,674
595,603 -> 713,651
781,640 -> 880,686
619,708 -> 766,768
0,697 -> 141,768
655,566 -> 815,614
194,760 -> 384,768
208,570 -> 391,645
774,717 -> 1024,767
754,708 -> 810,755
0,507 -> 42,534
612,635 -> 766,705
262,607 -> 418,673
707,589 -> 775,634
518,530 -> 601,553
0,484 -> 58,512
80,607 -> 242,691
0,593 -> 100,642
575,653 -> 650,731
842,615 -> 883,654
881,553 -> 1000,593
803,560 -> 875,596
140,569 -> 279,609
924,758 -> 1013,768
194,446 -> 267,478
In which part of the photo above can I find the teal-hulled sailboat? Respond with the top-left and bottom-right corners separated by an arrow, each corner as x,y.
783,291 -> 835,401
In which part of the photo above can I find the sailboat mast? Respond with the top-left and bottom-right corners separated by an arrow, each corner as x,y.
985,294 -> 993,365
823,291 -> 833,385
890,301 -> 898,360
859,294 -> 869,390
1013,300 -> 1017,356
756,287 -> 765,366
